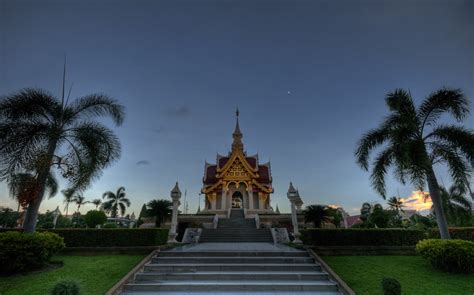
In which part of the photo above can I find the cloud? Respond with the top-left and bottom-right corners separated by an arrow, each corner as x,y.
165,106 -> 191,117
136,160 -> 151,166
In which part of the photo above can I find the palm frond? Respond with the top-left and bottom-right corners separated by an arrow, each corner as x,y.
418,88 -> 468,131
370,148 -> 393,198
68,94 -> 125,126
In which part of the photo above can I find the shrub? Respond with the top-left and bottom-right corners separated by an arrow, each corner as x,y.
51,280 -> 80,295
428,227 -> 474,241
301,229 -> 426,246
43,228 -> 168,247
0,231 -> 65,275
84,210 -> 107,228
416,239 -> 474,273
381,278 -> 401,295
103,222 -> 118,228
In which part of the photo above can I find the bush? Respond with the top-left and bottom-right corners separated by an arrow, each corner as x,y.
381,278 -> 401,295
103,222 -> 118,228
416,239 -> 474,273
43,228 -> 168,247
301,229 -> 426,246
0,231 -> 65,275
84,210 -> 107,228
51,280 -> 80,295
429,227 -> 474,241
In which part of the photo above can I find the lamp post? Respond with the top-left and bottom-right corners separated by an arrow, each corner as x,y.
168,182 -> 182,243
287,182 -> 303,243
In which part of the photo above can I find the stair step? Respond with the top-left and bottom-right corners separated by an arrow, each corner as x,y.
143,263 -> 322,272
152,257 -> 314,264
159,251 -> 309,257
124,280 -> 339,292
135,271 -> 329,281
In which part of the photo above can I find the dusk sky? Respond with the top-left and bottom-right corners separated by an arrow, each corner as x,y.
0,0 -> 473,216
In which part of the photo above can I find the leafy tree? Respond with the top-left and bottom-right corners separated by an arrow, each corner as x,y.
0,86 -> 124,232
84,210 -> 107,228
102,187 -> 131,217
71,212 -> 86,228
0,207 -> 20,228
360,202 -> 373,221
91,199 -> 102,210
436,185 -> 472,226
387,196 -> 404,213
326,207 -> 343,228
303,205 -> 331,228
147,199 -> 172,227
368,205 -> 390,228
355,87 -> 474,239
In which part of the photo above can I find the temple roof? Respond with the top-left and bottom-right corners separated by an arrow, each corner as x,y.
202,110 -> 272,187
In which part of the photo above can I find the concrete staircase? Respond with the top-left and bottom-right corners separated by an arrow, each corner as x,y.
199,209 -> 274,243
121,250 -> 341,294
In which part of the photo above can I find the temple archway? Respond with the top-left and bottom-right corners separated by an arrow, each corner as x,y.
232,191 -> 243,208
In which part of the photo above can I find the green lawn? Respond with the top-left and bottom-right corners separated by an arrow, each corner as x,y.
323,255 -> 474,295
0,255 -> 145,295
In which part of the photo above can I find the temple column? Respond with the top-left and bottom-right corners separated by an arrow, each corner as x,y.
210,193 -> 216,210
168,182 -> 181,243
248,185 -> 254,210
287,182 -> 303,243
258,192 -> 264,210
221,187 -> 227,210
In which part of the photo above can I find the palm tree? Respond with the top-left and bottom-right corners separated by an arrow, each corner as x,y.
102,187 -> 131,217
355,88 -> 474,239
360,202 -> 373,221
91,199 -> 102,210
147,199 -> 172,227
303,205 -> 331,228
62,188 -> 79,217
436,185 -> 472,226
74,195 -> 89,213
0,82 -> 124,232
8,172 -> 58,212
387,197 -> 404,213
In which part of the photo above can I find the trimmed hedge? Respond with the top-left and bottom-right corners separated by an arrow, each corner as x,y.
416,239 -> 474,273
0,231 -> 65,275
429,227 -> 474,241
42,228 -> 168,247
301,229 -> 426,246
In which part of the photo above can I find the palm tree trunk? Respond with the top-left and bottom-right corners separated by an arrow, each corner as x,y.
426,166 -> 451,239
65,204 -> 69,217
22,139 -> 58,233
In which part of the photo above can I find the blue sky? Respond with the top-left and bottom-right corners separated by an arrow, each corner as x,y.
0,0 -> 473,216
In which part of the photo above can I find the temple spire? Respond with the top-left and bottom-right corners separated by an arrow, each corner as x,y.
232,108 -> 243,151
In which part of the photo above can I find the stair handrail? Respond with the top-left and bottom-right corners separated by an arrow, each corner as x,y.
255,213 -> 260,229
213,214 -> 219,229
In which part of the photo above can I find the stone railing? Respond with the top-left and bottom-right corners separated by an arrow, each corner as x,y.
255,213 -> 260,229
227,208 -> 232,219
213,214 -> 219,229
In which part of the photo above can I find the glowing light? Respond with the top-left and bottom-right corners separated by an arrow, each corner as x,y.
401,191 -> 432,211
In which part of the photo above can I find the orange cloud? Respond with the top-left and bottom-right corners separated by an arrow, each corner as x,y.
401,191 -> 432,211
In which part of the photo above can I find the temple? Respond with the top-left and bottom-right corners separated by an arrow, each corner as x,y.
200,109 -> 274,217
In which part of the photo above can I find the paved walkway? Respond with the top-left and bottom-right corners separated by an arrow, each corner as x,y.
167,242 -> 304,252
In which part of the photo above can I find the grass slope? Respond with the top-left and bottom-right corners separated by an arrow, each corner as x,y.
0,255 -> 144,295
323,256 -> 474,295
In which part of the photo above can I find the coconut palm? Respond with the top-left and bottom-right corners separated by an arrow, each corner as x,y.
387,196 -> 405,213
355,87 -> 474,239
8,172 -> 58,212
102,187 -> 131,217
147,199 -> 172,227
91,199 -> 102,210
0,83 -> 124,232
62,188 -> 79,217
436,185 -> 472,226
303,205 -> 331,228
74,195 -> 89,213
